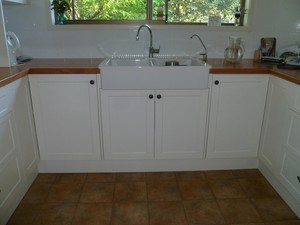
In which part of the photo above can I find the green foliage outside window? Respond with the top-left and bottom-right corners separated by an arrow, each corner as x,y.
61,0 -> 245,25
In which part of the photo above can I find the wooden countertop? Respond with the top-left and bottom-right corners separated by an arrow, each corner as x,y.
0,58 -> 300,88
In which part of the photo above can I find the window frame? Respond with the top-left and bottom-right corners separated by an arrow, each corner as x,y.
53,0 -> 248,27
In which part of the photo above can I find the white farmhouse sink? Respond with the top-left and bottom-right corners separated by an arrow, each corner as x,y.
99,57 -> 211,90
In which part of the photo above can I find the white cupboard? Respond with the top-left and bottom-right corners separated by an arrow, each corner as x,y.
207,74 -> 269,158
0,77 -> 38,225
259,76 -> 300,213
259,76 -> 294,171
101,89 -> 208,160
29,74 -> 101,160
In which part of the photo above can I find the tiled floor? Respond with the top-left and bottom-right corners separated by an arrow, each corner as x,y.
7,169 -> 300,225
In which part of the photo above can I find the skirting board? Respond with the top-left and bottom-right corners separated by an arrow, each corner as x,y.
259,161 -> 300,218
38,158 -> 258,173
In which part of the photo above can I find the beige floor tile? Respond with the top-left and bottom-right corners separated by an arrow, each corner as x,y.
114,182 -> 147,202
205,170 -> 235,180
32,203 -> 76,225
22,183 -> 52,203
72,203 -> 112,225
146,172 -> 177,182
178,180 -> 214,200
239,178 -> 279,198
251,197 -> 298,222
265,221 -> 300,225
218,198 -> 263,224
147,181 -> 181,201
209,179 -> 246,199
47,183 -> 83,203
231,169 -> 264,179
111,202 -> 149,225
149,201 -> 187,225
54,173 -> 87,184
116,172 -> 146,182
80,183 -> 114,203
184,200 -> 226,225
176,171 -> 206,182
7,203 -> 41,225
86,173 -> 116,183
34,173 -> 58,184
7,170 -> 300,225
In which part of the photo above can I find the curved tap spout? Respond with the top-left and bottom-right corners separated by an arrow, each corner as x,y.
190,34 -> 207,62
136,24 -> 153,47
136,24 -> 160,58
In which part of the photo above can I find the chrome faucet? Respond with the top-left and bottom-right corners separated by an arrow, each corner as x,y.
190,34 -> 207,62
136,24 -> 160,58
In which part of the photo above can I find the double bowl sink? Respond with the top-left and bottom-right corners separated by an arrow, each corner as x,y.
101,57 -> 206,67
99,57 -> 211,90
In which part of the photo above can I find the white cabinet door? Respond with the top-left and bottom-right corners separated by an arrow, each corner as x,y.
207,75 -> 269,158
259,76 -> 294,171
0,114 -> 23,218
29,74 -> 101,160
259,76 -> 300,215
101,89 -> 209,160
13,77 -> 39,179
101,90 -> 155,160
155,90 -> 208,159
278,79 -> 300,202
0,80 -> 24,225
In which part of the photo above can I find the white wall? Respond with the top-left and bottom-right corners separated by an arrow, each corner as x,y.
2,0 -> 300,59
0,0 -> 10,66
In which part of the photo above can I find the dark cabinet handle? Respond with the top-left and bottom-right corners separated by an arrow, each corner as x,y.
214,80 -> 219,85
90,80 -> 95,85
149,94 -> 154,99
297,176 -> 300,183
157,94 -> 162,99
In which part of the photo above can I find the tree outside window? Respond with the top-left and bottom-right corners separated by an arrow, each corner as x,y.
56,0 -> 247,25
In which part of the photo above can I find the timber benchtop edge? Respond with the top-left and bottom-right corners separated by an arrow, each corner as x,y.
0,58 -> 299,88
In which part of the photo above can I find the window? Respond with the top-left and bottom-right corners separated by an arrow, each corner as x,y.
59,0 -> 247,25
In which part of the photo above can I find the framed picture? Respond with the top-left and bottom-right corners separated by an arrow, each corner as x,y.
260,37 -> 276,57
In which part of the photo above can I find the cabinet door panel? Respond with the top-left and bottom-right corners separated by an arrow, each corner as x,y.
13,78 -> 39,176
280,150 -> 300,202
101,90 -> 155,160
30,75 -> 101,160
207,75 -> 269,158
155,90 -> 208,159
0,153 -> 22,209
259,77 -> 295,170
0,114 -> 15,162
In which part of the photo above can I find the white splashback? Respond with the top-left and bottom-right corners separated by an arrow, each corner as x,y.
2,0 -> 300,59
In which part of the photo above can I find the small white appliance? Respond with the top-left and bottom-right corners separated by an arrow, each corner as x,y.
6,31 -> 20,66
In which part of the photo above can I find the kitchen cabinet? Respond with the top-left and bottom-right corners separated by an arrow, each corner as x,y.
101,89 -> 208,160
0,77 -> 38,225
259,76 -> 300,206
29,74 -> 101,160
259,76 -> 294,171
207,74 -> 269,158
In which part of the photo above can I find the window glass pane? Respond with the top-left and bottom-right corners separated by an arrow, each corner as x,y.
152,0 -> 167,21
168,0 -> 242,23
60,0 -> 246,25
71,0 -> 147,20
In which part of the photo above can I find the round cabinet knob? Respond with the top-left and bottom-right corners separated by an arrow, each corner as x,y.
157,94 -> 162,99
149,94 -> 154,99
214,80 -> 219,85
90,80 -> 95,85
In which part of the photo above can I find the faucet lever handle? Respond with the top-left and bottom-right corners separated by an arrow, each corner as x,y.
153,45 -> 160,54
